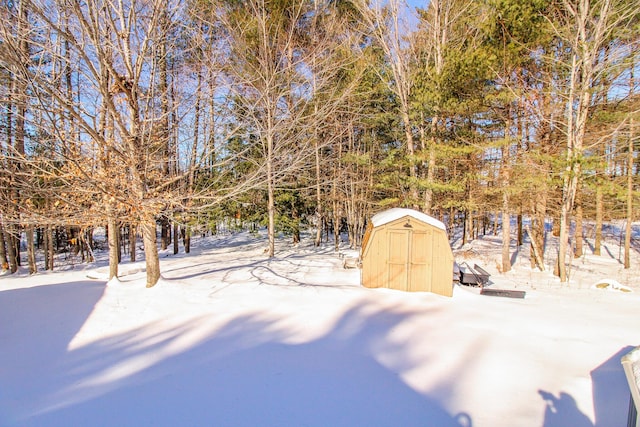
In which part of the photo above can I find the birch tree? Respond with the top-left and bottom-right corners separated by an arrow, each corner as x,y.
551,0 -> 637,281
354,0 -> 422,207
413,0 -> 476,215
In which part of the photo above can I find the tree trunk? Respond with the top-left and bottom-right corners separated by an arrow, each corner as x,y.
424,114 -> 438,215
482,214 -> 487,237
79,230 -> 86,262
401,109 -> 418,207
43,226 -> 49,271
426,141 -> 437,215
464,210 -> 473,245
15,233 -> 21,267
266,134 -> 275,258
312,90 -> 323,247
11,4 -> 27,273
527,225 -> 544,272
557,56 -> 582,281
6,225 -> 18,273
141,216 -> 161,287
594,185 -> 603,255
184,226 -> 191,254
107,216 -> 119,281
47,226 -> 54,270
0,221 -> 8,271
501,201 -> 511,273
331,126 -> 343,252
346,208 -> 355,249
517,212 -> 523,247
501,139 -> 511,273
530,185 -> 547,270
161,217 -> 170,250
314,138 -> 322,247
624,116 -> 634,269
130,224 -> 136,262
121,226 -> 128,258
292,204 -> 300,245
26,225 -> 36,274
574,184 -> 583,258
173,220 -> 179,255
72,227 -> 81,256
333,201 -> 340,253
557,172 -> 579,282
117,226 -> 122,263
87,228 -> 94,258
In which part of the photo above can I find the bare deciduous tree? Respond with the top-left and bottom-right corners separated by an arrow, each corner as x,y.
1,0 -> 195,286
207,0 -> 362,257
551,0 -> 637,281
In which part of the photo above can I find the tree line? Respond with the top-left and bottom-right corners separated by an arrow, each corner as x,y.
0,0 -> 638,286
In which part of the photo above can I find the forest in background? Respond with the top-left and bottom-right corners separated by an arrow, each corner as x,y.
0,0 -> 638,287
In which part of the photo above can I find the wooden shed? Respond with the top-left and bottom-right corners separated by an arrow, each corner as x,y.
360,208 -> 454,297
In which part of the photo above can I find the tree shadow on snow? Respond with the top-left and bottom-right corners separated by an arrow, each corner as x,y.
0,281 -> 106,426
4,300 -> 471,427
165,255 -> 345,287
510,246 -> 519,267
602,245 -> 622,263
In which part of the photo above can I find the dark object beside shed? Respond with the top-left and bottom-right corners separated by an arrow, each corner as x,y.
459,263 -> 490,286
480,288 -> 526,299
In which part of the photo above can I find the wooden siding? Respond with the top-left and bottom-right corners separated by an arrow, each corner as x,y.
361,211 -> 453,296
388,230 -> 409,291
409,230 -> 431,292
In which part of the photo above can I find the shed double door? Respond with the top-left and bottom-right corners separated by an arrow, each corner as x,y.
387,229 -> 432,292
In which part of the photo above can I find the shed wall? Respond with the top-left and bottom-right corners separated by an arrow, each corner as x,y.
361,214 -> 453,296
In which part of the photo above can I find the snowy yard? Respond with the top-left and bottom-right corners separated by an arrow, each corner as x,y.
1,230 -> 639,427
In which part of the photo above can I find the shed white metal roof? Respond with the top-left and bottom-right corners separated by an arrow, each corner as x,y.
370,208 -> 446,231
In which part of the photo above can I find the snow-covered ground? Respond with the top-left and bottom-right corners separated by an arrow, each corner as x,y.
1,228 -> 639,427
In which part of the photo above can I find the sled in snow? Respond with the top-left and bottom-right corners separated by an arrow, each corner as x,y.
459,262 -> 490,287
